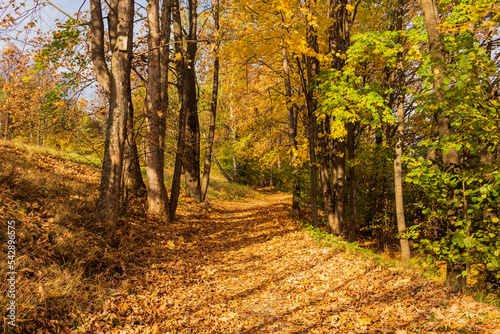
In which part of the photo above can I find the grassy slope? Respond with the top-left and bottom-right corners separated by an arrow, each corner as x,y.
0,142 -> 258,333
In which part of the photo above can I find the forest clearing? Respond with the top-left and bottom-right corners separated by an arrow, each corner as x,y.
0,142 -> 500,333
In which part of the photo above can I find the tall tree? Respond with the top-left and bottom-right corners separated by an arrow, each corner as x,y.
201,0 -> 221,202
282,46 -> 301,218
170,0 -> 200,217
183,0 -> 202,200
329,0 -> 351,236
421,0 -> 464,287
90,0 -> 135,234
145,0 -> 171,220
394,0 -> 411,266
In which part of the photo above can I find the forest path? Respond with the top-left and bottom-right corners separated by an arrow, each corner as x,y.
88,189 -> 500,333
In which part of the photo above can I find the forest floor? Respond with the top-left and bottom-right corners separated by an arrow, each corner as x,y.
1,142 -> 500,333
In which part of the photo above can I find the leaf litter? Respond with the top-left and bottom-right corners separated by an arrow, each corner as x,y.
0,143 -> 499,333
80,194 -> 500,334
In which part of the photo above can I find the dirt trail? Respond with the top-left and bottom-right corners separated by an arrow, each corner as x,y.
84,190 -> 500,333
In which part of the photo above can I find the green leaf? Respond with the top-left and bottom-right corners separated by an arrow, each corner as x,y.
463,237 -> 475,248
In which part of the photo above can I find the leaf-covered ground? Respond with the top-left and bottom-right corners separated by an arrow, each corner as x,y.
80,194 -> 500,333
1,143 -> 500,333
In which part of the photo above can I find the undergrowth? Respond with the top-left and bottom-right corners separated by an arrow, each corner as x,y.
299,218 -> 500,308
207,179 -> 258,200
300,222 -> 398,269
0,140 -> 102,168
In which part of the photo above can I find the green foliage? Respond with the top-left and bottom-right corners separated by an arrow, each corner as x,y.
300,221 -> 398,268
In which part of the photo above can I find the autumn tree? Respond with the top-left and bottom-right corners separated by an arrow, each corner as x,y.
90,0 -> 135,233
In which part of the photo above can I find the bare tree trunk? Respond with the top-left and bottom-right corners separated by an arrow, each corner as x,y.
230,107 -> 238,182
334,140 -> 345,235
329,0 -> 351,236
3,113 -> 9,140
170,0 -> 198,216
212,153 -> 233,182
299,0 -> 321,228
394,0 -> 411,266
282,47 -> 300,218
122,94 -> 146,198
145,0 -> 170,220
169,0 -> 185,218
319,120 -> 335,232
42,116 -> 47,147
37,119 -> 41,146
182,0 -> 201,201
347,122 -> 358,242
91,0 -> 134,234
201,0 -> 220,202
421,0 -> 464,288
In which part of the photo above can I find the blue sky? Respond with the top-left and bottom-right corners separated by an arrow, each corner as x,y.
0,0 -> 89,50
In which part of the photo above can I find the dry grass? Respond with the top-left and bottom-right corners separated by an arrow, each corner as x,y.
0,142 -> 106,332
0,141 -> 256,333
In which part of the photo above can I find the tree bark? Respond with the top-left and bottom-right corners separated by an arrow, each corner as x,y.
319,120 -> 335,233
145,0 -> 170,220
169,0 -> 186,218
329,0 -> 350,236
230,106 -> 238,182
347,122 -> 358,242
183,0 -> 201,201
170,0 -> 200,216
201,0 -> 220,202
394,0 -> 411,266
301,0 -> 320,228
282,46 -> 301,218
91,0 -> 134,234
334,140 -> 345,235
212,153 -> 233,182
122,86 -> 146,197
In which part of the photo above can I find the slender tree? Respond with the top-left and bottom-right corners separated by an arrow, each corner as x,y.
201,0 -> 220,202
282,46 -> 301,218
145,0 -> 171,220
393,0 -> 411,266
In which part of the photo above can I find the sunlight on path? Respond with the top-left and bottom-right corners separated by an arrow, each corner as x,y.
84,191 -> 500,333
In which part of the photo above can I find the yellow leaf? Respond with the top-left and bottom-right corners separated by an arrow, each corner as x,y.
358,317 -> 372,326
346,4 -> 355,12
167,240 -> 175,249
174,52 -> 183,61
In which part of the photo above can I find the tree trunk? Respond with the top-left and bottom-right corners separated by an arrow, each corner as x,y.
182,0 -> 201,201
230,107 -> 238,182
394,0 -> 411,266
170,0 -> 200,216
122,90 -> 146,198
169,0 -> 186,218
301,0 -> 321,228
329,0 -> 350,236
347,122 -> 358,242
145,0 -> 170,220
421,0 -> 464,288
42,116 -> 47,147
282,47 -> 300,218
212,153 -> 233,182
319,120 -> 335,233
201,0 -> 220,202
91,0 -> 134,235
334,140 -> 345,235
37,119 -> 41,146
